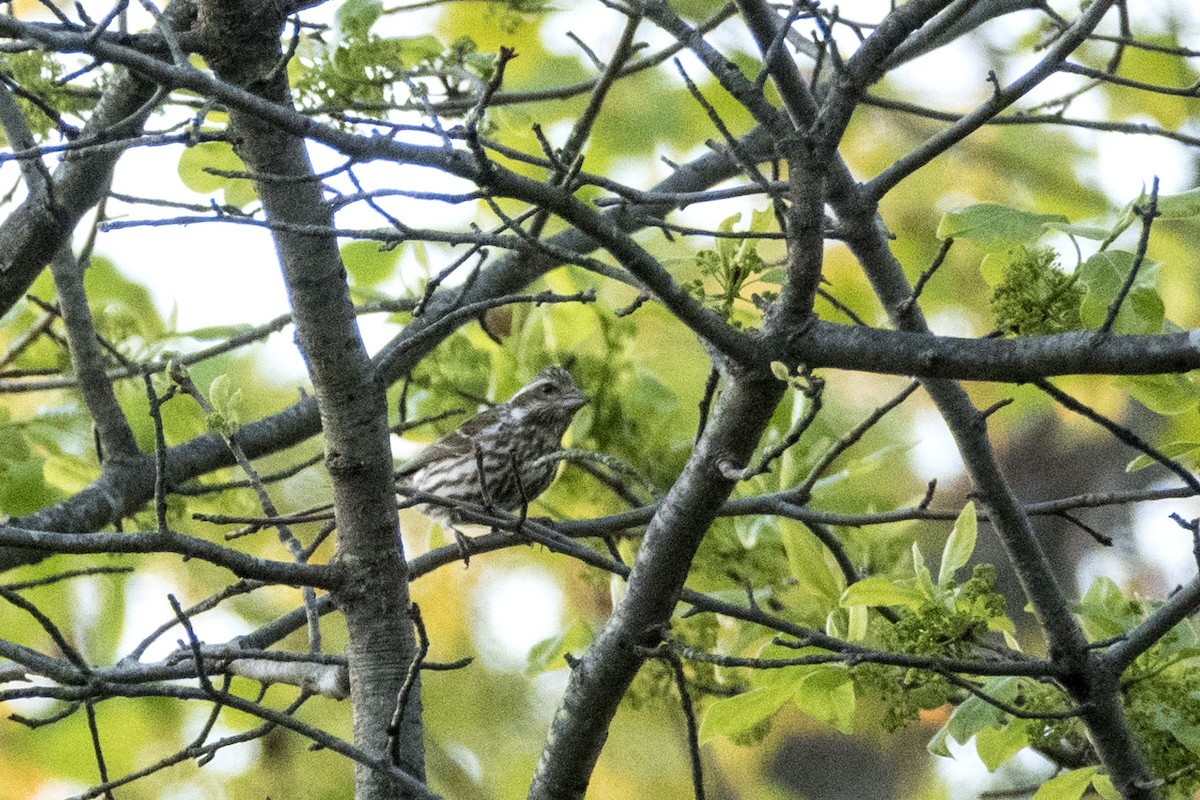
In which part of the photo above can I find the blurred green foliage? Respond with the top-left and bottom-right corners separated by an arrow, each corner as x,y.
3,1 -> 1200,799
0,50 -> 94,140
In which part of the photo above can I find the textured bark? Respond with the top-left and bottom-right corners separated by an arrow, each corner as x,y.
193,1 -> 424,795
47,246 -> 141,464
529,371 -> 786,800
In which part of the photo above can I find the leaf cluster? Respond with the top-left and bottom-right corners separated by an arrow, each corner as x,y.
0,50 -> 94,139
939,192 -> 1200,338
293,0 -> 495,119
857,562 -> 1011,732
1074,578 -> 1200,798
685,210 -> 779,327
917,576 -> 1200,798
941,198 -> 1200,419
296,34 -> 488,114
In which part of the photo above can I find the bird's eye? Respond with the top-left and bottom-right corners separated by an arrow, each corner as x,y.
541,384 -> 557,395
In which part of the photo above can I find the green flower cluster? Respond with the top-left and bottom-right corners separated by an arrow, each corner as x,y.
990,246 -> 1083,336
858,564 -> 1008,731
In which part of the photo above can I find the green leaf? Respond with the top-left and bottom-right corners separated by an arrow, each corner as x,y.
177,142 -> 256,208
938,502 -> 977,587
759,267 -> 788,285
912,542 -> 936,599
177,143 -> 232,194
847,604 -> 868,641
0,457 -> 57,515
927,725 -> 952,757
1077,576 -> 1140,641
1118,373 -> 1200,416
1042,220 -> 1114,240
223,176 -> 258,209
1031,767 -> 1100,800
342,240 -> 401,288
386,35 -> 446,66
825,608 -> 845,639
715,213 -> 741,262
410,240 -> 429,269
975,722 -> 1027,771
335,0 -> 383,40
526,619 -> 592,674
699,683 -> 792,743
210,374 -> 233,409
1154,186 -> 1200,219
792,666 -> 856,734
839,576 -> 925,610
1090,774 -> 1120,800
781,520 -> 843,606
756,642 -> 824,664
733,515 -> 771,548
1141,687 -> 1200,753
945,677 -> 1020,745
980,249 -> 1019,287
1100,197 -> 1140,249
1076,250 -> 1163,335
748,206 -> 774,234
83,256 -> 165,338
208,374 -> 243,434
1127,440 -> 1200,472
538,295 -> 595,354
42,454 -> 96,494
936,204 -> 1067,251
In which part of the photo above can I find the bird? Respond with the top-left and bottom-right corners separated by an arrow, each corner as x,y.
395,366 -> 588,556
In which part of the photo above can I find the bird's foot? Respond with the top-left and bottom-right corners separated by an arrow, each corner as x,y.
509,514 -> 553,546
452,528 -> 473,567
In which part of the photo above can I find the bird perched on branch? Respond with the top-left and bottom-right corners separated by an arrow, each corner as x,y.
396,367 -> 589,555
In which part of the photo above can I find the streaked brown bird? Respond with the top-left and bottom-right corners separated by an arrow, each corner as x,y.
396,367 -> 588,548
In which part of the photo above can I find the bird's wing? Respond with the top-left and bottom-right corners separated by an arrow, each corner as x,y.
395,407 -> 499,476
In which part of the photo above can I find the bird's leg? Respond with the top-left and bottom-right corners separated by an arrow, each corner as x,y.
509,452 -> 532,543
472,441 -> 495,512
450,524 -> 473,567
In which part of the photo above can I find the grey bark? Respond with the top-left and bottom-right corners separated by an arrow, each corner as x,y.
192,0 -> 423,794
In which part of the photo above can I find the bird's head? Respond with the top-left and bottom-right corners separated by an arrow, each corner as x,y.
507,366 -> 589,425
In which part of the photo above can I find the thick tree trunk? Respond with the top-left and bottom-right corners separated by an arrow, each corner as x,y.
194,1 -> 424,795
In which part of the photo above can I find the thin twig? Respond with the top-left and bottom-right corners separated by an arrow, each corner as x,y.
897,238 -> 952,317
1099,176 -> 1158,336
1033,377 -> 1200,494
388,603 -> 430,766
